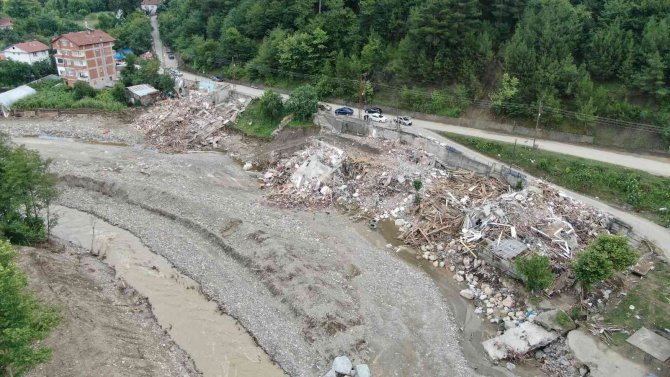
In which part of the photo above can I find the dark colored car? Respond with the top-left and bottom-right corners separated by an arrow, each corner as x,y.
365,106 -> 382,114
335,107 -> 354,116
167,53 -> 175,59
211,75 -> 223,82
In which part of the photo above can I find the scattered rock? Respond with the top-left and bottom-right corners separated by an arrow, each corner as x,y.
459,289 -> 475,300
332,356 -> 352,375
243,162 -> 253,171
506,362 -> 516,371
355,364 -> 371,377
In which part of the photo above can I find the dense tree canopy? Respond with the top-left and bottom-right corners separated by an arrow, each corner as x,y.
158,0 -> 670,133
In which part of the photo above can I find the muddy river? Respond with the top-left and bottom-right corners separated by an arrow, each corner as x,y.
51,205 -> 286,377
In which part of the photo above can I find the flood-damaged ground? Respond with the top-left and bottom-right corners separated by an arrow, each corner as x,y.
3,113 -> 667,377
1,119 -> 480,376
18,244 -> 200,377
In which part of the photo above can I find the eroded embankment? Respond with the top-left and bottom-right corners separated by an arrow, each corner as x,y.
50,205 -> 286,377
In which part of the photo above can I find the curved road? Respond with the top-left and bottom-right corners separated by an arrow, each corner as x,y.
150,15 -> 670,178
149,17 -> 669,258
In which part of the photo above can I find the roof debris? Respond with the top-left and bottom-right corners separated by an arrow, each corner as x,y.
132,91 -> 250,152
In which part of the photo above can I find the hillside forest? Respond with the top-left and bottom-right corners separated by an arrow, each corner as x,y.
159,0 -> 670,137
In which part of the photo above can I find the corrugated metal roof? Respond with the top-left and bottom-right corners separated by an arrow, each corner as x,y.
127,84 -> 159,97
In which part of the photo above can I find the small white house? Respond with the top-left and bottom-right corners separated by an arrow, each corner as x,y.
3,40 -> 50,65
140,0 -> 160,15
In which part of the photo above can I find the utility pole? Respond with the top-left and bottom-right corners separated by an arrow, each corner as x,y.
358,73 -> 367,120
533,100 -> 542,149
318,0 -> 322,14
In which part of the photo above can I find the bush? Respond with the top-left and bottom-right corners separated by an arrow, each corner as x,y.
258,90 -> 284,120
586,235 -> 638,271
285,85 -> 318,121
574,234 -> 636,290
72,81 -> 97,100
0,135 -> 58,245
574,248 -> 613,290
515,254 -> 555,292
0,240 -> 61,376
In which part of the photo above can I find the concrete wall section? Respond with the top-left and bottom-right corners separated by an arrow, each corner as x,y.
318,114 -> 526,187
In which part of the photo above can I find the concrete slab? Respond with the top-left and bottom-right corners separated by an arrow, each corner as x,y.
567,330 -> 648,377
482,321 -> 559,360
626,327 -> 670,361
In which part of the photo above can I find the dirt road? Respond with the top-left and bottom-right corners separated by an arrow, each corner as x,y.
10,132 -> 480,377
19,246 -> 199,377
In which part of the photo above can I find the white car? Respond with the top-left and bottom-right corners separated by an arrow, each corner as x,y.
368,113 -> 387,123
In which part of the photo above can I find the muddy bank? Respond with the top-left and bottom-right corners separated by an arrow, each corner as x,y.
352,221 -> 516,377
50,205 -> 286,377
15,135 -> 478,377
18,245 -> 199,377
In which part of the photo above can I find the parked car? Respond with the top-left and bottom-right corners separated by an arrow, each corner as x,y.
168,53 -> 175,60
393,116 -> 412,126
335,107 -> 354,116
365,106 -> 382,114
318,103 -> 332,111
368,113 -> 387,123
211,75 -> 223,82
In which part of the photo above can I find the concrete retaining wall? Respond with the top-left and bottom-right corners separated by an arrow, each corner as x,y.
318,114 -> 527,187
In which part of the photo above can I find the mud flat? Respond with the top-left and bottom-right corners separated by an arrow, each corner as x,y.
12,134 -> 478,377
18,245 -> 199,377
51,205 -> 287,377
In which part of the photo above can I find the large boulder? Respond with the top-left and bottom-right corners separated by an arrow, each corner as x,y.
332,356 -> 353,375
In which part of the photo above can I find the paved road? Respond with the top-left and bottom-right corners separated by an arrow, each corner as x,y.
413,121 -> 670,177
148,19 -> 670,179
148,19 -> 670,257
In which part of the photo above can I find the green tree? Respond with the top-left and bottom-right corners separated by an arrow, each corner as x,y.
285,84 -> 318,121
278,28 -> 330,74
0,135 -> 58,245
107,0 -> 140,16
0,60 -> 35,87
504,0 -> 586,104
0,240 -> 61,377
587,234 -> 638,271
72,81 -> 97,100
587,19 -> 636,80
574,248 -> 614,290
258,90 -> 284,120
515,254 -> 555,292
109,12 -> 153,53
220,26 -> 256,62
4,0 -> 41,18
490,73 -> 520,114
574,234 -> 638,289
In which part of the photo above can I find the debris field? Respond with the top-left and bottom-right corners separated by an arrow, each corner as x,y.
258,134 -> 615,329
132,91 -> 250,152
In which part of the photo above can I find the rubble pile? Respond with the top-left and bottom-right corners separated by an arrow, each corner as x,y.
261,138 -> 438,211
260,134 -> 615,328
132,91 -> 249,152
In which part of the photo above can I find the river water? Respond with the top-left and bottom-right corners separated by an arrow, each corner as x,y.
51,205 -> 286,377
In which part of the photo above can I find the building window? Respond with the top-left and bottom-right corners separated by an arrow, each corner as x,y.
32,52 -> 37,56
56,58 -> 63,64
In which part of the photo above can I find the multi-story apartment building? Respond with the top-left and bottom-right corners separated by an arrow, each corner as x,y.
52,29 -> 117,89
2,40 -> 50,64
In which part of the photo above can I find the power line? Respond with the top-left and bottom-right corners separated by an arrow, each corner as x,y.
203,56 -> 665,133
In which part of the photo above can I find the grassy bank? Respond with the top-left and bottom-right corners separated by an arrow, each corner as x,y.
443,133 -> 670,228
15,80 -> 126,112
234,99 -> 313,139
604,262 -> 670,344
